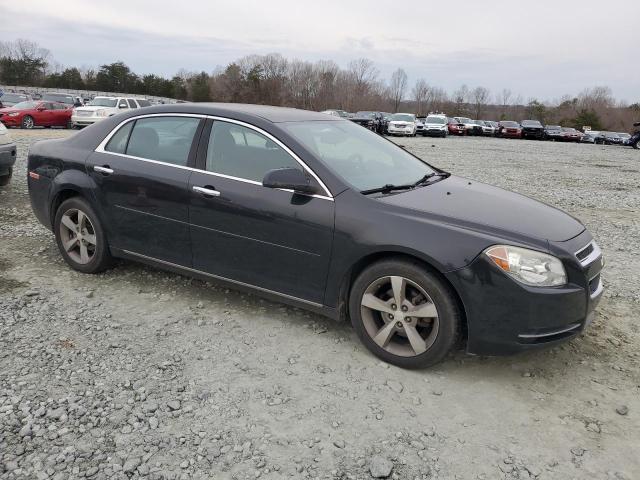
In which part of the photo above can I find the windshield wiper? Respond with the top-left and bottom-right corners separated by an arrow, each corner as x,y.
361,172 -> 450,196
413,171 -> 449,186
360,184 -> 415,195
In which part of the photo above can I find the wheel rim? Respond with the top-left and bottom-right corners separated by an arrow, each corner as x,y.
360,276 -> 439,357
59,208 -> 97,265
23,116 -> 33,129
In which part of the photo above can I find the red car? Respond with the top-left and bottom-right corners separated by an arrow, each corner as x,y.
447,118 -> 465,135
560,127 -> 583,142
0,101 -> 73,129
497,121 -> 522,139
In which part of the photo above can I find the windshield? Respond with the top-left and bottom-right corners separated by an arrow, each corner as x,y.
501,121 -> 519,127
522,120 -> 542,126
355,111 -> 375,118
426,116 -> 446,124
281,120 -> 436,192
10,101 -> 38,110
1,94 -> 28,103
456,117 -> 471,123
89,97 -> 118,107
43,94 -> 74,104
391,114 -> 415,122
562,127 -> 577,132
546,125 -> 561,130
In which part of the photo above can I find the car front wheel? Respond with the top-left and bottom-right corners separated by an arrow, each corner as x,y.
348,259 -> 460,368
0,168 -> 12,187
54,197 -> 113,273
21,115 -> 34,129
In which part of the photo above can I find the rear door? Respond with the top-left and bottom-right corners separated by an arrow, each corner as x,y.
35,102 -> 55,126
188,119 -> 335,304
87,114 -> 205,266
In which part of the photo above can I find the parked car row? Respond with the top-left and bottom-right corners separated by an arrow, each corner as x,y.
0,93 -> 153,129
321,109 -> 639,148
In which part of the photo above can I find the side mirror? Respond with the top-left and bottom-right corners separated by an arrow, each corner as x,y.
119,104 -> 128,109
262,168 -> 318,194
37,106 -> 46,111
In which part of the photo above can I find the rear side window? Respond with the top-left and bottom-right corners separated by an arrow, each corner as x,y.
126,117 -> 200,166
137,99 -> 151,107
206,121 -> 301,182
105,121 -> 134,154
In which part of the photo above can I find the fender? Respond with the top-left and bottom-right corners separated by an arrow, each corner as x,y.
49,169 -> 106,230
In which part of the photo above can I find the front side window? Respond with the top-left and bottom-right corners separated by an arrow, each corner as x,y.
206,121 -> 301,182
282,120 -> 435,192
127,99 -> 138,108
118,99 -> 128,108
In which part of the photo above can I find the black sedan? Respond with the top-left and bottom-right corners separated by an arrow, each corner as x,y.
27,104 -> 604,368
521,120 -> 545,139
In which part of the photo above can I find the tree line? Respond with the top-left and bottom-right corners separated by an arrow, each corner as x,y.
1,39 -> 638,131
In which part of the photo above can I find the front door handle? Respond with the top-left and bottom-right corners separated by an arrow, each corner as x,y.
193,185 -> 221,197
94,165 -> 114,175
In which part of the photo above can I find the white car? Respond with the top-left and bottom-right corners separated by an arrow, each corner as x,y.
320,109 -> 349,118
71,97 -> 151,128
387,113 -> 417,136
0,122 -> 17,186
422,114 -> 449,137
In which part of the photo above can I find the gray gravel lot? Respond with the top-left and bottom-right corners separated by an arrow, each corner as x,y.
1,130 -> 639,480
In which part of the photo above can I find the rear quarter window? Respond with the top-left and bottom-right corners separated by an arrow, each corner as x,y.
105,122 -> 134,154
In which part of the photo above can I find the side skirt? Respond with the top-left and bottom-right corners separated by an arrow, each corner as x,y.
110,247 -> 339,320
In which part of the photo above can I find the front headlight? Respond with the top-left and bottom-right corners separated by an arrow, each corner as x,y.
485,245 -> 567,287
96,109 -> 109,117
8,112 -> 20,117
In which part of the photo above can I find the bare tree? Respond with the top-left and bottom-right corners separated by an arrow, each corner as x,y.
453,84 -> 470,115
389,68 -> 408,112
472,86 -> 491,119
412,78 -> 429,115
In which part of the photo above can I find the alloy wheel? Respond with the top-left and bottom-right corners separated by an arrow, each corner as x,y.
360,276 -> 439,357
22,116 -> 34,129
59,208 -> 97,264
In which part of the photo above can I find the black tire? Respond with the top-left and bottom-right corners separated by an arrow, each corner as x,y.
21,115 -> 34,129
0,168 -> 12,187
633,141 -> 639,150
66,120 -> 73,130
348,258 -> 460,369
54,197 -> 113,274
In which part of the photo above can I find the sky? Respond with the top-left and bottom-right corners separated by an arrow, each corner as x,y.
1,0 -> 638,103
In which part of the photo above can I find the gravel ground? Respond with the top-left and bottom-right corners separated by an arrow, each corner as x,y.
1,130 -> 639,480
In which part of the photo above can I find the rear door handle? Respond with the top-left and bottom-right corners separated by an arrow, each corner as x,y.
193,186 -> 221,197
94,165 -> 114,175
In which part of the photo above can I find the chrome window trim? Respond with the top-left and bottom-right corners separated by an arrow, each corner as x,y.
94,113 -> 334,201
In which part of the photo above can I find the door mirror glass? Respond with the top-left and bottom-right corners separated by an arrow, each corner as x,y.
119,102 -> 128,108
263,167 -> 317,194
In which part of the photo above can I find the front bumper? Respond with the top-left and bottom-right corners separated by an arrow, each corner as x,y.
446,231 -> 604,355
388,127 -> 413,135
423,128 -> 447,137
71,114 -> 103,126
0,116 -> 22,127
0,142 -> 17,175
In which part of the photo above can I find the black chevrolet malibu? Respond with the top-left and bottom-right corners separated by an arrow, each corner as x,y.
27,104 -> 604,368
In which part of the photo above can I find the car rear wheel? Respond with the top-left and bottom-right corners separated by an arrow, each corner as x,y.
349,259 -> 460,368
54,197 -> 113,274
21,115 -> 34,129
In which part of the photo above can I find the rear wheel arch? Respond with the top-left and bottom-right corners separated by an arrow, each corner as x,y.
337,251 -> 468,343
50,188 -> 83,228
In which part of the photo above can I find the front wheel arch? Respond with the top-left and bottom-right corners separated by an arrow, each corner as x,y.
337,251 -> 468,344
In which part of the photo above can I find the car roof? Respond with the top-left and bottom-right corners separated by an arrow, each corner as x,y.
137,103 -> 340,123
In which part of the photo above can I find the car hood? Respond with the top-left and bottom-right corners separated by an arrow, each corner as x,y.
0,108 -> 24,115
75,106 -> 116,112
378,175 -> 584,242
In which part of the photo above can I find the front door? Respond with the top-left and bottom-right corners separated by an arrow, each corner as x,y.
189,119 -> 335,304
86,115 -> 204,266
